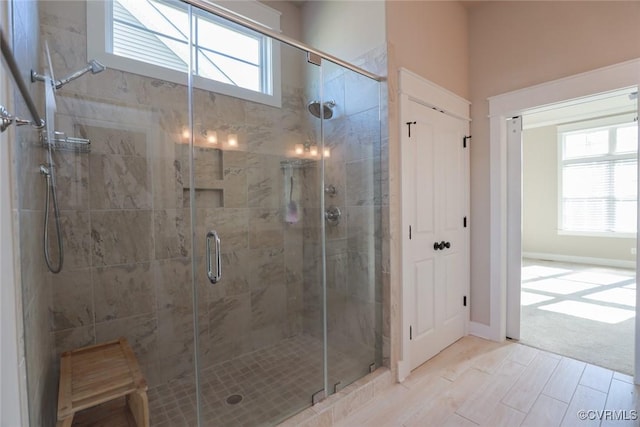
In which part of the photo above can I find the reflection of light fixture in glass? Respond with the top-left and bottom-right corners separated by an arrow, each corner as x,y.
294,141 -> 329,158
182,129 -> 190,139
203,130 -> 217,144
228,133 -> 238,147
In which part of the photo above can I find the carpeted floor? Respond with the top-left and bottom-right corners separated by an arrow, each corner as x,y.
519,259 -> 636,375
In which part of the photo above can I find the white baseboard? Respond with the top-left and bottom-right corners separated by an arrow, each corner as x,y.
522,252 -> 636,269
469,321 -> 502,342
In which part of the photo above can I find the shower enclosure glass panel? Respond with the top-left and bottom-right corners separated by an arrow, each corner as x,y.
321,60 -> 383,393
24,3 -> 194,424
189,24 -> 325,425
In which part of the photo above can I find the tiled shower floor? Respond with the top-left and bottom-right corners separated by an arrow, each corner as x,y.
147,334 -> 367,427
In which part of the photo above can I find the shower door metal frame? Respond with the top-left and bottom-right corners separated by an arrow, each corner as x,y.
184,0 -> 383,83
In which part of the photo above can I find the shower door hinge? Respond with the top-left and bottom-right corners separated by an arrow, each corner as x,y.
463,135 -> 471,148
463,296 -> 467,307
463,216 -> 467,228
409,325 -> 412,340
312,389 -> 326,405
409,225 -> 412,240
307,52 -> 322,66
406,121 -> 416,138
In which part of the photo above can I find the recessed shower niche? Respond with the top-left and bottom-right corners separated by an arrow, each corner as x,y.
182,145 -> 224,208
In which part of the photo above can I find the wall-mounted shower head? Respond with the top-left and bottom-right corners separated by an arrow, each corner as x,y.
308,100 -> 335,119
32,59 -> 106,89
88,59 -> 106,74
54,59 -> 106,89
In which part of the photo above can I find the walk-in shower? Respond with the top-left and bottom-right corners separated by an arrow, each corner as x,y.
8,1 -> 385,426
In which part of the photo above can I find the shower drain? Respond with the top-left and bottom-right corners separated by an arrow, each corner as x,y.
226,394 -> 243,405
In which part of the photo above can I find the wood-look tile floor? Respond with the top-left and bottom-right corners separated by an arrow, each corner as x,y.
336,336 -> 640,427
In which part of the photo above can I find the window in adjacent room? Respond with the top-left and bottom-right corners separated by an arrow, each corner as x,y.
559,115 -> 638,236
87,0 -> 282,106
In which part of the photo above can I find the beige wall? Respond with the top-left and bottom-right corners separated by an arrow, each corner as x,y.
301,0 -> 386,63
386,1 -> 469,99
262,0 -> 302,40
523,125 -> 636,263
468,1 -> 640,325
261,0 -> 305,88
385,0 -> 469,376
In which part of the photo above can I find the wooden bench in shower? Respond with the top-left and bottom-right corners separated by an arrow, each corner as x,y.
56,338 -> 149,427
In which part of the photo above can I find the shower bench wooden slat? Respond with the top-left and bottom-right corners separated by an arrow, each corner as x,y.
56,338 -> 149,427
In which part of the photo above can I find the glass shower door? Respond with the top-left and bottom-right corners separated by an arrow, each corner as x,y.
188,13 -> 326,424
321,60 -> 383,394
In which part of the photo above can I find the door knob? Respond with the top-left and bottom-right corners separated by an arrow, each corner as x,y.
433,241 -> 450,251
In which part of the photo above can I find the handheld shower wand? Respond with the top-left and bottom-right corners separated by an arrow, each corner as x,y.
31,59 -> 106,89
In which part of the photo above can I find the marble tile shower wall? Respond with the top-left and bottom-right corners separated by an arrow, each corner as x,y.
301,46 -> 388,377
39,0 -> 308,390
12,2 -> 57,426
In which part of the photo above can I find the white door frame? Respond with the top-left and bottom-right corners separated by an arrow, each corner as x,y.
486,58 -> 640,382
397,68 -> 471,382
505,116 -> 522,340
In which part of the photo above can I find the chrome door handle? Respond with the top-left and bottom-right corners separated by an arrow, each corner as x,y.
206,230 -> 221,284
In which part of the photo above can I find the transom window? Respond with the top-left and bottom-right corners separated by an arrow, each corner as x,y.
87,0 -> 282,106
559,116 -> 638,235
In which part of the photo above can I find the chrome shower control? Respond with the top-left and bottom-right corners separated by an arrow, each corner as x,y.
325,206 -> 341,226
325,184 -> 337,197
0,105 -> 30,133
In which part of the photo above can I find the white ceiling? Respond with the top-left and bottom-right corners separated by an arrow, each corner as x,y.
522,88 -> 638,130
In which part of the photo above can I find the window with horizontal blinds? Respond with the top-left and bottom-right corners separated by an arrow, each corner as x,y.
113,0 -> 266,92
113,1 -> 188,72
559,120 -> 638,235
87,0 -> 282,107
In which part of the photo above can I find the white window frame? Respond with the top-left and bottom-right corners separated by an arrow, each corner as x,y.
87,0 -> 282,107
557,113 -> 638,238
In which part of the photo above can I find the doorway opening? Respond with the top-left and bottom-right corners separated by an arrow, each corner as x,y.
518,88 -> 638,374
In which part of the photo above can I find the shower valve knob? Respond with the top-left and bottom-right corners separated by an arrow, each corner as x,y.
0,105 -> 29,133
325,206 -> 341,225
325,184 -> 337,197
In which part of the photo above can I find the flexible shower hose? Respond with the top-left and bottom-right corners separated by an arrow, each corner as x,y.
43,163 -> 63,273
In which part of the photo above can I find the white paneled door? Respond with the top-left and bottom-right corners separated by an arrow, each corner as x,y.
402,97 -> 469,371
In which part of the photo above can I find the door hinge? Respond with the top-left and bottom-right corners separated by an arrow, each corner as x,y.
463,216 -> 467,228
463,296 -> 467,307
409,225 -> 412,240
406,121 -> 416,138
410,325 -> 412,340
307,52 -> 322,66
463,135 -> 471,148
312,389 -> 326,405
